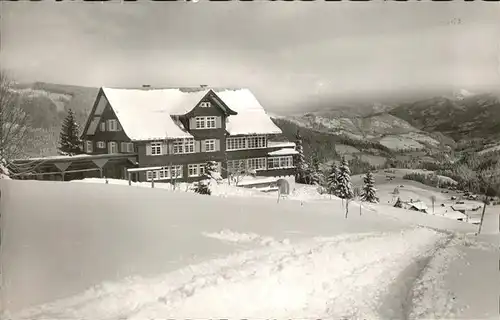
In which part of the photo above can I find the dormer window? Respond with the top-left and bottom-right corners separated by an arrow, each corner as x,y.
200,102 -> 211,108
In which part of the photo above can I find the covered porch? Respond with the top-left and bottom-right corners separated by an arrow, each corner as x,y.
9,153 -> 138,182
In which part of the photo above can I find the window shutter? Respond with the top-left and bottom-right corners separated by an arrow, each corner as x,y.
146,143 -> 152,156
189,118 -> 196,129
168,142 -> 174,154
195,140 -> 201,153
120,142 -> 126,152
215,139 -> 220,151
200,140 -> 206,152
117,122 -> 122,131
162,142 -> 168,155
216,116 -> 222,129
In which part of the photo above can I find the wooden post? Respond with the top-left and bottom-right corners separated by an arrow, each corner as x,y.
477,202 -> 487,235
99,168 -> 103,178
61,172 -> 65,182
277,187 -> 281,203
128,171 -> 132,186
151,177 -> 155,188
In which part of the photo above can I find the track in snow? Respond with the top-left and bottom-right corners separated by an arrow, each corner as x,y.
7,228 -> 446,320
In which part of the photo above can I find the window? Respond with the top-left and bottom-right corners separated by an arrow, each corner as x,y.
173,138 -> 194,154
267,156 -> 294,170
195,117 -> 206,129
100,122 -> 106,132
86,140 -> 93,153
247,136 -> 266,149
188,163 -> 206,177
150,142 -> 162,155
184,139 -> 194,153
247,157 -> 267,171
108,141 -> 118,153
205,139 -> 216,152
194,116 -> 217,129
200,102 -> 211,108
145,165 -> 182,181
226,135 -> 266,151
226,137 -> 246,150
97,141 -> 105,149
107,119 -> 119,132
121,142 -> 134,153
206,116 -> 216,129
170,165 -> 183,179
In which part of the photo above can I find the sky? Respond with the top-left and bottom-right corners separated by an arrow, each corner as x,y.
1,1 -> 500,113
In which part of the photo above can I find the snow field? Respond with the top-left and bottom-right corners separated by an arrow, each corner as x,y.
9,228 -> 445,320
2,178 -> 497,319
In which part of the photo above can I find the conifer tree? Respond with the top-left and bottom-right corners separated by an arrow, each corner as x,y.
294,130 -> 309,183
308,152 -> 321,185
58,109 -> 82,156
361,171 -> 378,203
336,157 -> 354,200
326,163 -> 340,196
193,161 -> 221,195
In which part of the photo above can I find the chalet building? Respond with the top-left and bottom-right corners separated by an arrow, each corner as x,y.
79,86 -> 297,183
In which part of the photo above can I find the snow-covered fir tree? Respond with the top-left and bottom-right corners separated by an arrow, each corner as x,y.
204,160 -> 222,182
58,109 -> 82,156
307,153 -> 321,185
294,130 -> 309,183
326,163 -> 340,196
360,171 -> 378,203
193,161 -> 222,195
336,157 -> 354,199
193,179 -> 211,195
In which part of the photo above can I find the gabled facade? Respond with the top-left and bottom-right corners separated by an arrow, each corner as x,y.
81,86 -> 296,182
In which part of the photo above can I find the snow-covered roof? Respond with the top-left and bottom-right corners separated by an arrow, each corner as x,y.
442,211 -> 467,220
268,141 -> 296,148
268,148 -> 299,156
408,201 -> 428,211
102,87 -> 204,140
100,87 -> 281,141
215,89 -> 282,136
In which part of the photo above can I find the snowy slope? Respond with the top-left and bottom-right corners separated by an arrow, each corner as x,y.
1,180 -> 497,319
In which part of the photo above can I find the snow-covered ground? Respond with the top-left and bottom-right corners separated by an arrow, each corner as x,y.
1,179 -> 498,319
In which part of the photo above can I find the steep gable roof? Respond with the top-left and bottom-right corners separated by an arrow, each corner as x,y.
96,87 -> 281,141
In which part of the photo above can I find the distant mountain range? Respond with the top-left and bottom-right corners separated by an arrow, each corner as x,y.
9,82 -> 500,164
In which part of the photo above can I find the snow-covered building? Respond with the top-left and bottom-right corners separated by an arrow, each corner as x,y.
78,86 -> 296,182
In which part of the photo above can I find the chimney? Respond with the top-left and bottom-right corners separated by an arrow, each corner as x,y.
200,84 -> 208,88
142,84 -> 151,88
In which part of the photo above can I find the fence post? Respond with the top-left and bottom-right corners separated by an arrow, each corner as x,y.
477,202 -> 487,235
151,177 -> 155,188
